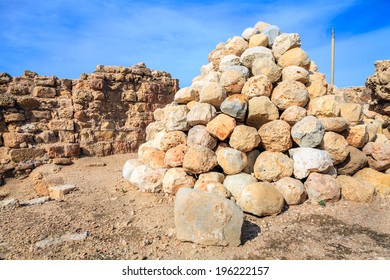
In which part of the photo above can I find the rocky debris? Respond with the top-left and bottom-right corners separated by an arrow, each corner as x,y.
20,196 -> 50,206
0,198 -> 19,210
0,64 -> 178,181
48,184 -> 77,201
36,232 -> 88,249
53,158 -> 73,165
174,188 -> 243,246
120,22 -> 390,247
236,182 -> 284,216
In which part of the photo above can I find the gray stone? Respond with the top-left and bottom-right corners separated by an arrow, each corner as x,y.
21,196 -> 50,207
174,188 -> 243,246
0,198 -> 19,210
223,173 -> 257,198
240,46 -> 274,69
220,94 -> 248,122
291,116 -> 325,148
186,102 -> 217,126
261,25 -> 281,46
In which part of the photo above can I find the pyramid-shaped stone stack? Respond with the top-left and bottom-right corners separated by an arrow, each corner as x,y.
123,22 -> 390,246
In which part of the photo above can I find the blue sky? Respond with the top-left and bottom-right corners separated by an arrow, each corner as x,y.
0,0 -> 389,88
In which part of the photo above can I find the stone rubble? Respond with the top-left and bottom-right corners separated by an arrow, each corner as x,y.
121,21 -> 390,246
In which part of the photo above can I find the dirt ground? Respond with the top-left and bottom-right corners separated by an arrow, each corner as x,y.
0,153 -> 389,260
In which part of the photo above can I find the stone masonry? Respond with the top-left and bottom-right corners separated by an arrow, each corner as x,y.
0,63 -> 178,183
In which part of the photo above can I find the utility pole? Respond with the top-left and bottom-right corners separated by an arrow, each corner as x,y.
330,27 -> 335,85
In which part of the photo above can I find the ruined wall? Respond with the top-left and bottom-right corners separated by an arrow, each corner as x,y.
0,63 -> 178,181
366,60 -> 390,116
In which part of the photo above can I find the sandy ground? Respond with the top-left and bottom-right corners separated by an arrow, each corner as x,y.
0,153 -> 389,260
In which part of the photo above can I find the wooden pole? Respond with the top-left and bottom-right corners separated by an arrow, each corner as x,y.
331,27 -> 335,85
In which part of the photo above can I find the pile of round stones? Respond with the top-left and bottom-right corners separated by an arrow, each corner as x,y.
123,21 -> 390,246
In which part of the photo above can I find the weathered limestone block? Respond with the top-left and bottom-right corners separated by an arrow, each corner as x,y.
174,188 -> 243,246
33,86 -> 57,98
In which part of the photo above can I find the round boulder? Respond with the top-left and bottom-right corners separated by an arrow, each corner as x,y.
281,65 -> 309,83
258,120 -> 292,152
206,114 -> 236,141
336,175 -> 375,202
274,177 -> 307,205
253,151 -> 294,182
229,125 -> 261,152
187,125 -> 217,150
291,116 -> 325,148
240,46 -> 274,69
278,47 -> 310,69
160,131 -> 187,151
246,96 -> 279,129
223,173 -> 257,198
271,80 -> 309,110
199,81 -> 226,108
164,144 -> 188,168
280,106 -> 307,125
241,74 -> 273,99
162,168 -> 196,194
217,147 -> 248,175
320,131 -> 349,164
186,102 -> 217,126
220,69 -> 247,94
252,57 -> 281,83
304,173 -> 341,205
236,182 -> 284,216
183,145 -> 218,174
220,94 -> 248,122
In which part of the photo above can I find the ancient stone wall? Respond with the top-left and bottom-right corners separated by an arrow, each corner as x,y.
0,63 -> 178,182
366,60 -> 390,116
